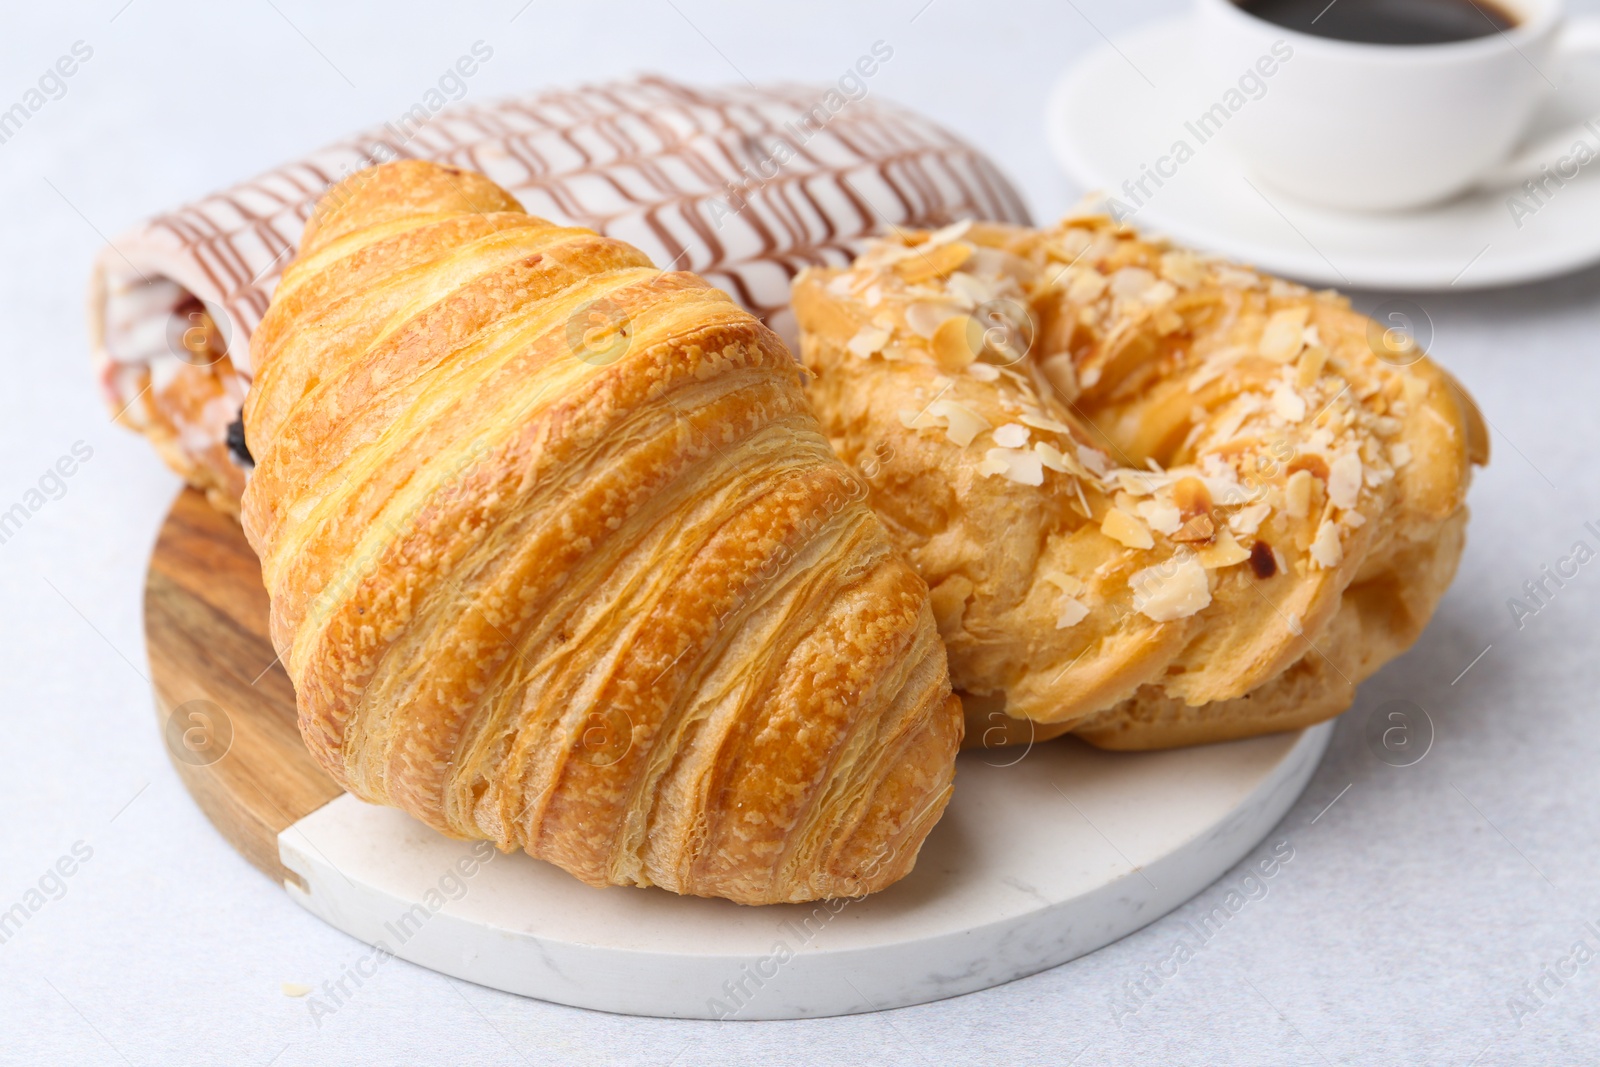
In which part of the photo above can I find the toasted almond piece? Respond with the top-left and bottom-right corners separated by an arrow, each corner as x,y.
1230,501 -> 1272,535
1289,453 -> 1330,481
929,399 -> 990,447
1102,507 -> 1154,549
1295,344 -> 1328,390
1270,382 -> 1307,423
1260,306 -> 1311,362
1143,280 -> 1179,307
1328,452 -> 1363,510
1171,513 -> 1216,543
1197,530 -> 1252,569
1043,569 -> 1086,596
905,301 -> 962,339
1160,250 -> 1206,287
993,423 -> 1030,449
1309,519 -> 1344,568
847,325 -> 891,360
1171,476 -> 1213,520
1056,595 -> 1090,629
1019,409 -> 1073,435
982,447 -> 1045,486
1067,267 -> 1108,303
1109,266 -> 1158,301
1130,555 -> 1212,621
895,241 -> 973,284
282,983 -> 312,997
1285,469 -> 1314,519
932,315 -> 978,371
1138,498 -> 1183,535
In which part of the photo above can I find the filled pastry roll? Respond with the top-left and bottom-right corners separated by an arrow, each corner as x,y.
793,215 -> 1485,749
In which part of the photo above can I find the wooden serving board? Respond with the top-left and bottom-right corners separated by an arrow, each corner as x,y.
144,487 -> 340,890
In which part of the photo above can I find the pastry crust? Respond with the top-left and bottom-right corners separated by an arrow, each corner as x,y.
240,161 -> 961,904
793,215 -> 1485,749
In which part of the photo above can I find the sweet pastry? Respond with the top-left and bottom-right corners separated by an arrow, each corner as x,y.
239,160 -> 962,904
792,214 -> 1485,749
88,76 -> 1030,516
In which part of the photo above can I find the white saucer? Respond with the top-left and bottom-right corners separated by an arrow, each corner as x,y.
1047,16 -> 1600,290
279,722 -> 1330,1020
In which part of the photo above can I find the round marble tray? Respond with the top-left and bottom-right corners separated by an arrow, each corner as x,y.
146,485 -> 1331,1021
280,721 -> 1330,1020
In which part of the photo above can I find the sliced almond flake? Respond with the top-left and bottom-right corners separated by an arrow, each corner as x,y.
980,447 -> 1044,485
899,408 -> 942,432
1215,266 -> 1260,289
1020,410 -> 1073,435
1285,469 -> 1314,519
1067,268 -> 1108,303
925,219 -> 974,247
1259,307 -> 1311,362
931,315 -> 978,371
1309,520 -> 1344,568
1327,452 -> 1363,510
930,399 -> 990,447
1036,441 -> 1070,473
847,326 -> 890,360
1229,501 -> 1272,535
945,271 -> 989,309
1270,382 -> 1307,423
1295,345 -> 1328,391
1341,510 -> 1367,528
1077,445 -> 1112,477
1055,595 -> 1090,629
1043,569 -> 1086,596
1109,266 -> 1157,301
1303,324 -> 1322,348
1130,555 -> 1212,621
1142,280 -> 1179,307
1390,441 -> 1412,467
1073,478 -> 1093,519
966,362 -> 1001,382
863,284 -> 884,308
1137,498 -> 1182,535
905,301 -> 962,339
993,423 -> 1030,449
1080,364 -> 1102,387
1110,469 -> 1163,496
1197,530 -> 1252,569
1159,250 -> 1206,287
1102,507 -> 1154,549
826,274 -> 854,298
1370,415 -> 1403,437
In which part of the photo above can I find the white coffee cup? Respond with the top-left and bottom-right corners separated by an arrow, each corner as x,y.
1194,0 -> 1600,211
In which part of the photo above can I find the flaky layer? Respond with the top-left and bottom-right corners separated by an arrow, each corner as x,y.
793,216 -> 1485,748
241,161 -> 961,903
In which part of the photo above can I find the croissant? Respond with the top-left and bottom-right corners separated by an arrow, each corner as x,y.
238,160 -> 961,905
793,215 -> 1484,749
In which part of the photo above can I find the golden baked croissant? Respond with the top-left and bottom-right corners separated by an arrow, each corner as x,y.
239,160 -> 961,905
793,215 -> 1485,749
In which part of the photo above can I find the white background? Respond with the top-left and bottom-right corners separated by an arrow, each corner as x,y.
4,1 -> 1600,1063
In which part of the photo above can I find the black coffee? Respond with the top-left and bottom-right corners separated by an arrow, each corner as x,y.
1238,0 -> 1518,45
